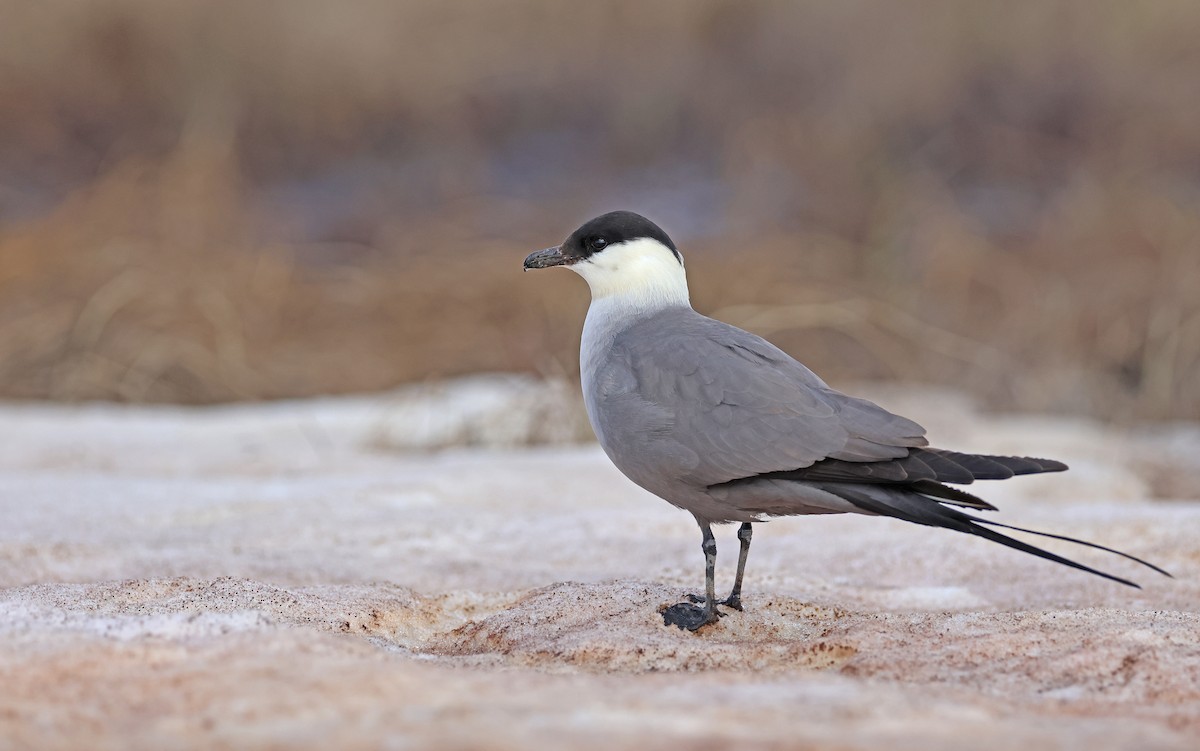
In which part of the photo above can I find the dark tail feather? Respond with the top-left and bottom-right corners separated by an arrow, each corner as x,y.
823,483 -> 1166,588
911,480 -> 997,511
953,518 -> 1141,588
972,518 -> 1172,578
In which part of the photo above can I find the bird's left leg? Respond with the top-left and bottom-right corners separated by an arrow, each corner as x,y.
721,522 -> 753,611
662,521 -> 722,631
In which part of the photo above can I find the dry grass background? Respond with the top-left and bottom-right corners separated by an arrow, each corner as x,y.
0,0 -> 1197,420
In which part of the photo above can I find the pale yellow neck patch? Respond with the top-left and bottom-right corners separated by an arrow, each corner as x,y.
569,237 -> 690,312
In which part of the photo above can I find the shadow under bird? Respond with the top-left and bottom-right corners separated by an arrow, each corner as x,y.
523,211 -> 1169,631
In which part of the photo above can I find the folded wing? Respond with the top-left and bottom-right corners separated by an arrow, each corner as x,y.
614,308 -> 928,487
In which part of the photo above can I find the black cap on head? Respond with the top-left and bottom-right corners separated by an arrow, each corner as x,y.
561,211 -> 681,265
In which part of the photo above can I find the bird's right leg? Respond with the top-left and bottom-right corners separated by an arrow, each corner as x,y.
661,521 -> 722,631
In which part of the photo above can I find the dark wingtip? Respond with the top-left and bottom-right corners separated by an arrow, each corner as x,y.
1037,457 -> 1069,472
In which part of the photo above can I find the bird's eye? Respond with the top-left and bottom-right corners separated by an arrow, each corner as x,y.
589,237 -> 608,251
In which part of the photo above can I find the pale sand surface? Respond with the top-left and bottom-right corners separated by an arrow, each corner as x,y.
2,380 -> 1199,750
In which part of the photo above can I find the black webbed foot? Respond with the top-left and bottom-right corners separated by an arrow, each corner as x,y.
661,601 -> 722,631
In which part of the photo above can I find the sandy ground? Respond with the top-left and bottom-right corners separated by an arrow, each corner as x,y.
2,378 -> 1199,750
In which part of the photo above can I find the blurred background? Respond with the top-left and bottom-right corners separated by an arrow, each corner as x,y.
1,0 -> 1197,421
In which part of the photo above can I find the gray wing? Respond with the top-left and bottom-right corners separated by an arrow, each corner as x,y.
608,308 -> 927,488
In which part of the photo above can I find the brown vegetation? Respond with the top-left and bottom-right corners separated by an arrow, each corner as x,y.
1,1 -> 1197,420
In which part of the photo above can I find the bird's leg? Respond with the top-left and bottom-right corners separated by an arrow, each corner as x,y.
721,522 -> 753,611
662,522 -> 722,631
685,522 -> 753,611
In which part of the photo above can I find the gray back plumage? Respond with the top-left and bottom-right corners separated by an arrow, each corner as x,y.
584,307 -> 927,491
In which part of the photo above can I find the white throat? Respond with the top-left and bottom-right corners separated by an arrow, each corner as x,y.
569,237 -> 691,315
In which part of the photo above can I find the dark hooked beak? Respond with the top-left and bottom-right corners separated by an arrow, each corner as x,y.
523,245 -> 568,271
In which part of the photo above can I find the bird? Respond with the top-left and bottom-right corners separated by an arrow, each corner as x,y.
523,210 -> 1168,631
